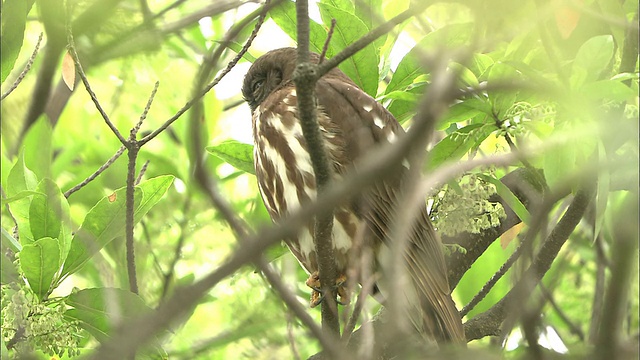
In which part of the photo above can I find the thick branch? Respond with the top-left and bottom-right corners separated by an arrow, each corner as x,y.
294,0 -> 340,336
463,184 -> 594,341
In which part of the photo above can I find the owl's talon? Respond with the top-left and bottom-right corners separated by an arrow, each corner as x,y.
306,272 -> 350,308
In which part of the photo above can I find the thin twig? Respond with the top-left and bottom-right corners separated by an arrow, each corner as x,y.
132,81 -> 160,138
1,33 -> 43,101
64,145 -> 126,198
125,142 -> 140,295
66,29 -> 127,145
139,0 -> 283,147
135,160 -> 150,185
318,19 -> 337,64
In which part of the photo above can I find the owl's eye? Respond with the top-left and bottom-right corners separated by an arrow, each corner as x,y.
252,78 -> 264,95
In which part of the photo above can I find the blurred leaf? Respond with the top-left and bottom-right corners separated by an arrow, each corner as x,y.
62,51 -> 76,91
478,174 -> 530,224
487,62 -> 519,118
1,249 -> 20,284
543,142 -> 576,189
571,35 -> 614,86
437,101 -> 485,130
386,23 -> 472,94
6,151 -> 38,244
580,79 -> 635,101
1,227 -> 22,253
0,0 -> 31,83
321,0 -> 354,12
500,222 -> 525,249
65,287 -> 167,357
270,0 -> 327,53
427,123 -> 495,170
20,237 -> 60,301
554,3 -> 581,39
1,190 -> 41,206
29,178 -> 72,265
61,175 -> 174,277
22,115 -> 53,180
318,3 -> 379,95
207,140 -> 255,175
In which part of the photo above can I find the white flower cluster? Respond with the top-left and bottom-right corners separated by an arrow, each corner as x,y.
431,174 -> 507,237
1,288 -> 82,358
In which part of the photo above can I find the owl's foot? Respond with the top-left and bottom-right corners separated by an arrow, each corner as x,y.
306,272 -> 350,308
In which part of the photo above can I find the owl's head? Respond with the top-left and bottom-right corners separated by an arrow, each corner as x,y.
242,47 -> 298,112
242,47 -> 355,112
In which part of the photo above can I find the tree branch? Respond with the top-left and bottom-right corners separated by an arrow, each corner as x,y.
463,184 -> 594,341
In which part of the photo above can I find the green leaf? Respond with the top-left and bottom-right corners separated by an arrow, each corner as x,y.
580,80 -> 635,101
207,140 -> 255,175
0,0 -> 31,83
6,151 -> 38,244
28,178 -> 72,266
61,176 -> 174,277
477,174 -> 530,224
318,4 -> 380,95
270,0 -> 327,54
543,142 -> 576,189
1,190 -> 41,207
387,84 -> 426,124
386,23 -> 472,95
427,123 -> 495,170
1,249 -> 20,284
1,228 -> 22,253
321,0 -> 354,12
487,62 -> 519,118
65,288 -> 167,356
437,101 -> 485,130
354,0 -> 382,31
20,237 -> 60,301
571,35 -> 614,87
21,116 -> 53,180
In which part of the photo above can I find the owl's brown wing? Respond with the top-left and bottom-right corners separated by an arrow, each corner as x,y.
314,76 -> 466,344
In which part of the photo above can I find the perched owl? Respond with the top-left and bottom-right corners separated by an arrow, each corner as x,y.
242,47 -> 465,345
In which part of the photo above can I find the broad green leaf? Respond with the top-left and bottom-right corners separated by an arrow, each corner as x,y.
427,123 -> 496,170
478,174 -> 530,224
1,190 -> 41,206
487,62 -> 519,118
6,152 -> 38,244
65,288 -> 167,356
455,239 -> 515,318
571,35 -> 614,87
387,84 -> 426,124
0,0 -> 31,83
580,80 -> 635,101
449,62 -> 479,88
354,0 -> 382,31
61,176 -> 173,277
386,23 -> 473,95
65,288 -> 152,342
22,116 -> 53,180
1,228 -> 22,253
543,141 -> 576,189
437,101 -> 485,131
321,0 -> 354,13
20,237 -> 60,301
28,178 -> 72,265
207,140 -> 255,175
468,53 -> 494,79
270,0 -> 327,54
318,4 -> 379,95
1,249 -> 20,284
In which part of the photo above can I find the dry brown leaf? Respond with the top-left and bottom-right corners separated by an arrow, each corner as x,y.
62,51 -> 76,91
501,222 -> 525,249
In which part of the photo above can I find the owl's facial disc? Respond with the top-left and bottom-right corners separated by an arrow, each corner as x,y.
243,66 -> 283,112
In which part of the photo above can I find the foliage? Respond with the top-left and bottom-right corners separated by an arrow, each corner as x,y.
1,0 -> 638,359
